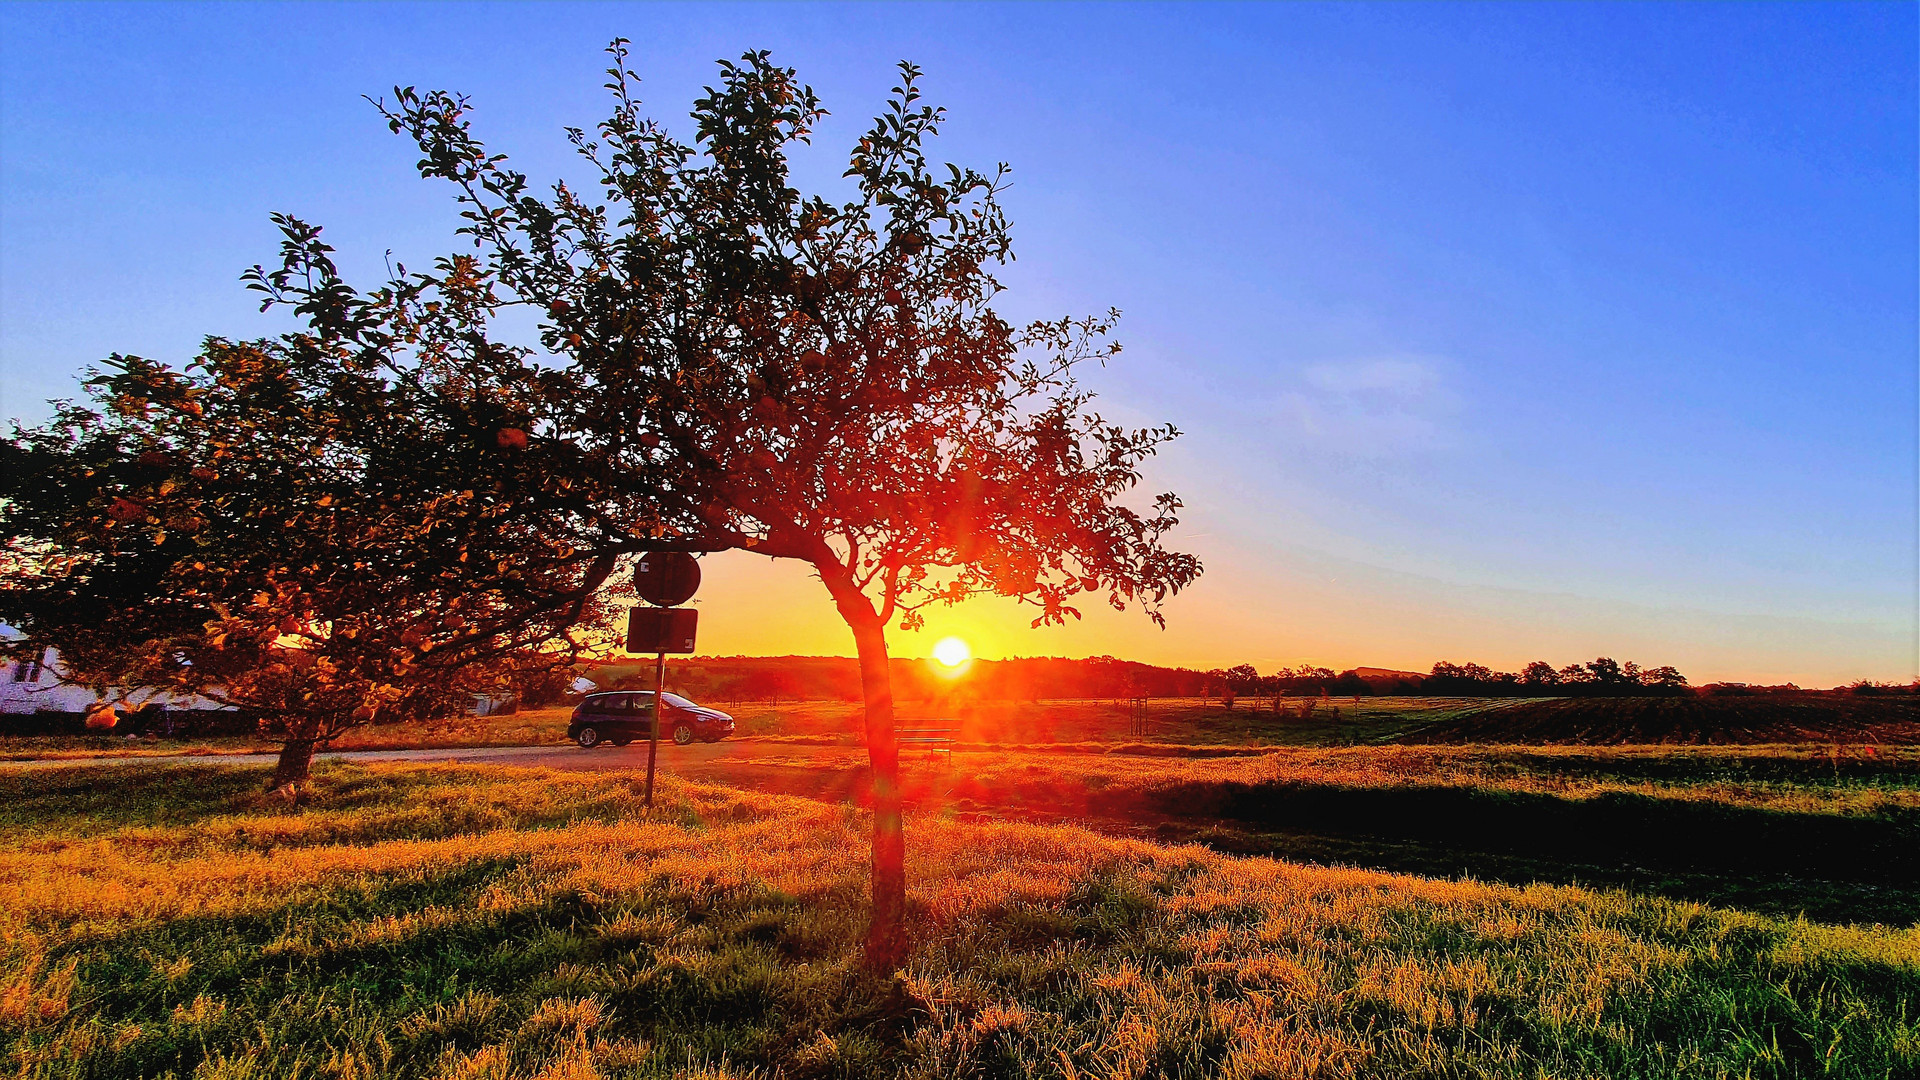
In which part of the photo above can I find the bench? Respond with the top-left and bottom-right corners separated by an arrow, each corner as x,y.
896,726 -> 956,762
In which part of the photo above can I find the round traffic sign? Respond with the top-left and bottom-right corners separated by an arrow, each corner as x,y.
634,551 -> 700,607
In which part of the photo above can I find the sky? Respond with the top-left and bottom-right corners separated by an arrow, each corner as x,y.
2,2 -> 1914,686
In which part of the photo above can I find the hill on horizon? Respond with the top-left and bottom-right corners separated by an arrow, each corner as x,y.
579,654 -> 1445,703
584,654 -> 1217,703
1352,666 -> 1428,681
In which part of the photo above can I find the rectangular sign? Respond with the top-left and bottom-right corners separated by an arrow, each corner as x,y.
626,607 -> 698,654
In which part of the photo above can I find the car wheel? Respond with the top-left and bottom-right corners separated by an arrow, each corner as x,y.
672,722 -> 695,746
575,726 -> 601,749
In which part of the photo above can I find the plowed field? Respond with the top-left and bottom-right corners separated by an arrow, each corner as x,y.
1399,694 -> 1920,744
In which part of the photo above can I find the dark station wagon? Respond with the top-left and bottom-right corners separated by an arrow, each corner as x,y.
568,691 -> 736,748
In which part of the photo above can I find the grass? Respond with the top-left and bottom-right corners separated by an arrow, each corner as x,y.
1405,694 -> 1920,745
960,743 -> 1920,818
690,743 -> 1920,924
3,761 -> 1917,1078
706,693 -> 1918,747
6,693 -> 1914,762
690,696 -> 1486,746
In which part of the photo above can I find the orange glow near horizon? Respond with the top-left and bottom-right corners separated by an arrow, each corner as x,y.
675,549 -> 1906,688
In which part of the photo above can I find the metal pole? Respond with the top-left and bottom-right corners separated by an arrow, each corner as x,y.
644,649 -> 665,806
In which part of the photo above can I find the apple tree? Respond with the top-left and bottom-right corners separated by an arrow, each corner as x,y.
0,225 -> 631,793
2,41 -> 1200,965
372,43 -> 1201,964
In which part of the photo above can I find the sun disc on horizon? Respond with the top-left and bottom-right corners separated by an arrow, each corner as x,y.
932,636 -> 971,668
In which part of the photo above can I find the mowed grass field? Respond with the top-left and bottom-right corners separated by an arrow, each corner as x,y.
0,698 -> 1448,761
2,762 -> 1917,1080
7,693 -> 1914,761
693,696 -> 1510,746
671,692 -> 1920,747
679,741 -> 1920,924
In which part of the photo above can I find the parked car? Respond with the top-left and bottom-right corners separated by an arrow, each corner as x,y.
568,691 -> 735,748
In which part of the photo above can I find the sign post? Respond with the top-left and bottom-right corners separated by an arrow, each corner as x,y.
629,552 -> 701,807
648,650 -> 665,805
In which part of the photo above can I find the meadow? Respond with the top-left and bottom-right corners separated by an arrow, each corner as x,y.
0,698 -> 1442,761
678,741 -> 1920,925
7,692 -> 1914,764
3,762 -> 1916,1079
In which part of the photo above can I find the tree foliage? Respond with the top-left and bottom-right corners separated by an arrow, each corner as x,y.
0,242 -> 627,789
354,43 -> 1203,964
1426,657 -> 1690,696
3,42 -> 1199,963
362,44 -> 1196,632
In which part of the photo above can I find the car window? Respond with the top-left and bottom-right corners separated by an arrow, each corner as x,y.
629,692 -> 656,714
661,693 -> 697,710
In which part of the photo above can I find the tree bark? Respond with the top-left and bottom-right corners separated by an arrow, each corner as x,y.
850,615 -> 906,969
820,564 -> 907,969
268,737 -> 318,795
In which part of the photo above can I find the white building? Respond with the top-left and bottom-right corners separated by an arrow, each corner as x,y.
0,643 -> 233,716
2,627 -> 591,721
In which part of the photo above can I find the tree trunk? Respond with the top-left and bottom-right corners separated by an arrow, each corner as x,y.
268,737 -> 318,795
819,565 -> 907,970
849,615 -> 906,969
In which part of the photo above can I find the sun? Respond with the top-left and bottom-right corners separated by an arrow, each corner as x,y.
931,636 -> 972,668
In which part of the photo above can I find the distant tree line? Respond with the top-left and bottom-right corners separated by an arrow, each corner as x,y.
1418,657 -> 1688,696
1198,658 -> 1692,698
1840,680 -> 1920,696
1212,664 -> 1340,697
609,654 -> 1222,704
597,653 -> 1724,703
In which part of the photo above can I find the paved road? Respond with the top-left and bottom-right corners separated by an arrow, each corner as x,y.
0,739 -> 870,773
0,738 -> 948,809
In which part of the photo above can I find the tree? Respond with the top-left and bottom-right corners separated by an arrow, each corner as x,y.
1222,663 -> 1261,693
1639,665 -> 1689,691
361,43 -> 1199,966
1427,661 -> 1494,693
0,240 -> 628,793
1520,660 -> 1560,687
1585,657 -> 1628,687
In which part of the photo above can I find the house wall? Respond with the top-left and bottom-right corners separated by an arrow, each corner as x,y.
0,648 -> 235,715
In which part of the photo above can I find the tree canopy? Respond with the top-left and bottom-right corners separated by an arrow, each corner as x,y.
2,42 -> 1200,963
0,240 -> 628,790
364,44 -> 1197,633
360,42 -> 1203,964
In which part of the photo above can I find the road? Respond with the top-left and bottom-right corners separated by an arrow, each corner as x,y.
0,737 -> 991,809
0,738 -> 866,771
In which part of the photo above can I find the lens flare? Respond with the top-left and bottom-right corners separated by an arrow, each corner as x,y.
932,636 -> 971,668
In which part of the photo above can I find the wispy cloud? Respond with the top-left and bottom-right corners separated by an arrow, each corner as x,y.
1276,355 -> 1460,456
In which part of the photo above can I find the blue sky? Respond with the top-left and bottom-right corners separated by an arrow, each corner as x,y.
2,2 -> 1914,684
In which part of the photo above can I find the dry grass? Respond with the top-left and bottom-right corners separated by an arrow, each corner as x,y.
682,741 -> 1920,820
1,761 -> 1916,1078
671,742 -> 1920,923
955,742 -> 1920,815
690,696 -> 1479,746
7,693 -> 1912,763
